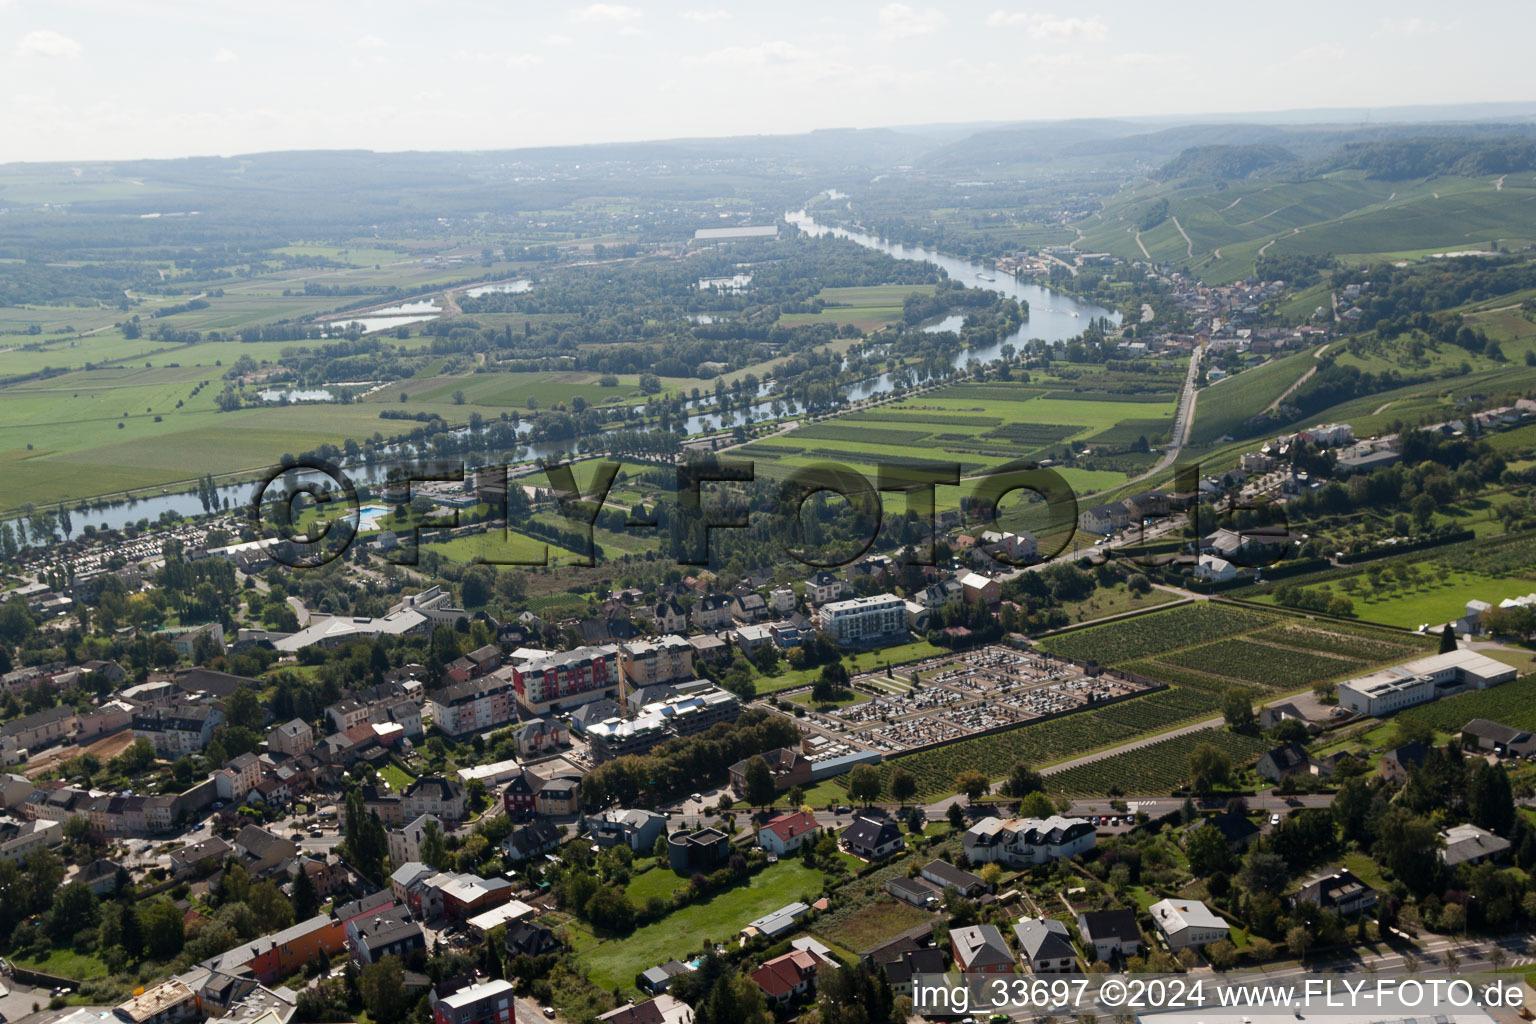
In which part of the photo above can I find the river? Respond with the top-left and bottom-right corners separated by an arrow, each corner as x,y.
783,208 -> 1119,397
17,217 -> 1116,541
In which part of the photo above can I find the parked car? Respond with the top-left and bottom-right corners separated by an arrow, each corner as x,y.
1270,813 -> 1281,826
542,1010 -> 556,1020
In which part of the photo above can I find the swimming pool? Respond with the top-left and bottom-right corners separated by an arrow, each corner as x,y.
356,503 -> 391,532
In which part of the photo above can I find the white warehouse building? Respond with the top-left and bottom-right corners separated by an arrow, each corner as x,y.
1336,649 -> 1517,717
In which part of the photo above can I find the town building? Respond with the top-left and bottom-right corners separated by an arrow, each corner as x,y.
514,718 -> 568,757
132,705 -> 224,755
921,859 -> 987,897
750,949 -> 824,1004
348,906 -> 426,965
426,674 -> 519,737
1291,868 -> 1378,917
842,815 -> 905,860
510,645 -> 620,715
402,777 -> 467,823
431,978 -> 516,1024
1076,909 -> 1143,962
729,747 -> 812,795
587,809 -> 666,852
597,995 -> 692,1024
885,875 -> 943,908
950,924 -> 1013,974
757,810 -> 821,855
1440,823 -> 1512,866
267,719 -> 314,756
1149,899 -> 1229,950
388,814 -> 443,866
1014,918 -> 1076,973
815,594 -> 908,647
962,815 -> 1096,868
619,636 -> 696,688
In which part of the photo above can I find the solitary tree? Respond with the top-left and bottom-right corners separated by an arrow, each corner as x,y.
889,768 -> 917,806
955,771 -> 990,803
848,764 -> 882,806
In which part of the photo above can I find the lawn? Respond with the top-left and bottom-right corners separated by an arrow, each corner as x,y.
13,947 -> 111,980
757,640 -> 948,695
624,863 -> 690,904
422,529 -> 584,567
1247,567 -> 1536,630
1053,584 -> 1180,624
379,763 -> 416,792
580,860 -> 832,992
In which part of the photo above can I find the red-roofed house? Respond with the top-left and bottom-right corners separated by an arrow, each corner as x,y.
750,950 -> 824,1004
757,810 -> 821,855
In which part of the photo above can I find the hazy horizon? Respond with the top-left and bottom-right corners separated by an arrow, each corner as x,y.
4,0 -> 1536,163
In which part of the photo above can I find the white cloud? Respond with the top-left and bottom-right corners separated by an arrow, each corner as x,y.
682,9 -> 728,22
541,34 -> 573,45
355,34 -> 388,49
577,4 -> 641,22
1378,16 -> 1458,36
878,3 -> 947,39
984,11 -> 1108,41
212,48 -> 239,64
506,53 -> 543,70
699,40 -> 814,66
14,29 -> 82,59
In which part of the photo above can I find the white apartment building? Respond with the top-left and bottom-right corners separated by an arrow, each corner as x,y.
815,594 -> 908,647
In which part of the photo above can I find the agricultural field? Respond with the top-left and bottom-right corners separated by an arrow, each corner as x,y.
1156,638 -> 1364,694
1035,602 -> 1276,664
735,375 -> 1178,526
1190,348 -> 1321,444
1045,729 -> 1271,795
1395,673 -> 1536,736
777,283 -> 939,329
1075,172 -> 1536,285
1037,600 -> 1431,681
1245,533 -> 1536,628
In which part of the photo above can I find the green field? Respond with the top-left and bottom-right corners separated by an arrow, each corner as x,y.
1036,601 -> 1429,673
1247,567 -> 1536,630
737,375 -> 1176,526
759,640 -> 947,694
1075,172 -> 1536,284
777,284 -> 938,328
1396,673 -> 1536,735
1191,348 -> 1320,443
1046,729 -> 1271,795
580,860 -> 832,992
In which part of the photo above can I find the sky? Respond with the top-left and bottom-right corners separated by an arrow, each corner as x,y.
2,0 -> 1534,162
